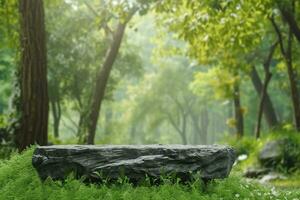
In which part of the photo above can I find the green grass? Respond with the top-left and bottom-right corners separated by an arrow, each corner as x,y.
226,130 -> 300,173
0,147 -> 299,200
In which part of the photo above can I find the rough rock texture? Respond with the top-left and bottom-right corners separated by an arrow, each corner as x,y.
32,145 -> 236,183
259,139 -> 300,170
259,140 -> 284,168
259,172 -> 287,184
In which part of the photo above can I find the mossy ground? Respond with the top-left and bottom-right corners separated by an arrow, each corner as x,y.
0,147 -> 299,200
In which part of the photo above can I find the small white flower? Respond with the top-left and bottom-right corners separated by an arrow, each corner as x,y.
237,154 -> 248,161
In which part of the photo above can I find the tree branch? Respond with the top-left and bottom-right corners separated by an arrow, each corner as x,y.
263,41 -> 278,72
270,16 -> 286,56
280,0 -> 300,43
165,111 -> 183,135
83,0 -> 113,36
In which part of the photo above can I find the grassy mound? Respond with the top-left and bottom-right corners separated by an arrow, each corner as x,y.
228,131 -> 300,172
0,147 -> 299,200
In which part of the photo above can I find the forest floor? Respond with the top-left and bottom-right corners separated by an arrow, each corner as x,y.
0,147 -> 299,200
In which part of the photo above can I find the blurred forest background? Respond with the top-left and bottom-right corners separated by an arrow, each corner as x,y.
0,0 -> 300,152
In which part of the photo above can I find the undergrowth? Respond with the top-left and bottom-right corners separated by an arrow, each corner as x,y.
226,130 -> 300,173
0,147 -> 299,200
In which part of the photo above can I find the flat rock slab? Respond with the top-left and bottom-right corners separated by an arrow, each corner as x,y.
32,145 -> 236,183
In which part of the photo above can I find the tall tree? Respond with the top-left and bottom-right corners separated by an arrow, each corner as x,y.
86,22 -> 127,144
233,82 -> 244,138
279,0 -> 300,43
86,8 -> 136,144
49,78 -> 61,138
156,0 -> 300,134
255,42 -> 278,138
191,66 -> 243,139
271,17 -> 300,131
16,0 -> 48,150
250,67 -> 278,128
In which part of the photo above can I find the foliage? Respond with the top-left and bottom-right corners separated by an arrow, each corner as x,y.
0,0 -> 19,114
191,67 -> 239,100
227,136 -> 262,157
228,130 -> 300,174
0,144 -> 15,160
0,148 -> 299,199
45,0 -> 143,140
155,0 -> 300,135
123,60 -> 213,144
0,114 -> 15,160
271,173 -> 300,189
156,0 -> 274,65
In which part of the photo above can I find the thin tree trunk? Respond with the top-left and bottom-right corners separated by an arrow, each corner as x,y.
191,115 -> 202,144
192,120 -> 199,145
190,109 -> 208,144
271,17 -> 300,131
250,67 -> 278,128
280,1 -> 300,43
180,132 -> 187,145
16,0 -> 48,151
233,83 -> 244,138
285,32 -> 300,131
227,101 -> 235,134
200,107 -> 209,144
86,22 -> 127,144
166,112 -> 187,145
77,110 -> 87,143
255,42 -> 278,139
49,82 -> 61,138
50,97 -> 61,138
178,127 -> 187,145
255,73 -> 272,139
181,113 -> 187,145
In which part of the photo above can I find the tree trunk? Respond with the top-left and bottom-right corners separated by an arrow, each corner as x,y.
255,42 -> 277,139
77,110 -> 88,144
271,10 -> 300,132
192,122 -> 200,145
285,31 -> 300,131
255,73 -> 272,139
191,115 -> 202,144
86,22 -> 127,144
233,83 -> 244,138
227,101 -> 235,135
180,132 -> 187,145
50,97 -> 61,138
280,1 -> 300,43
250,67 -> 278,128
49,82 -> 61,138
190,108 -> 208,144
180,113 -> 187,145
200,107 -> 209,144
166,112 -> 187,145
16,0 -> 48,151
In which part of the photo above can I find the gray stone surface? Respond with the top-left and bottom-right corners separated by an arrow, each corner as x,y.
259,140 -> 284,167
32,145 -> 236,183
259,172 -> 287,184
243,167 -> 270,178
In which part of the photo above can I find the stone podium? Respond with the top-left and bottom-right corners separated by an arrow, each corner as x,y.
32,145 -> 236,183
